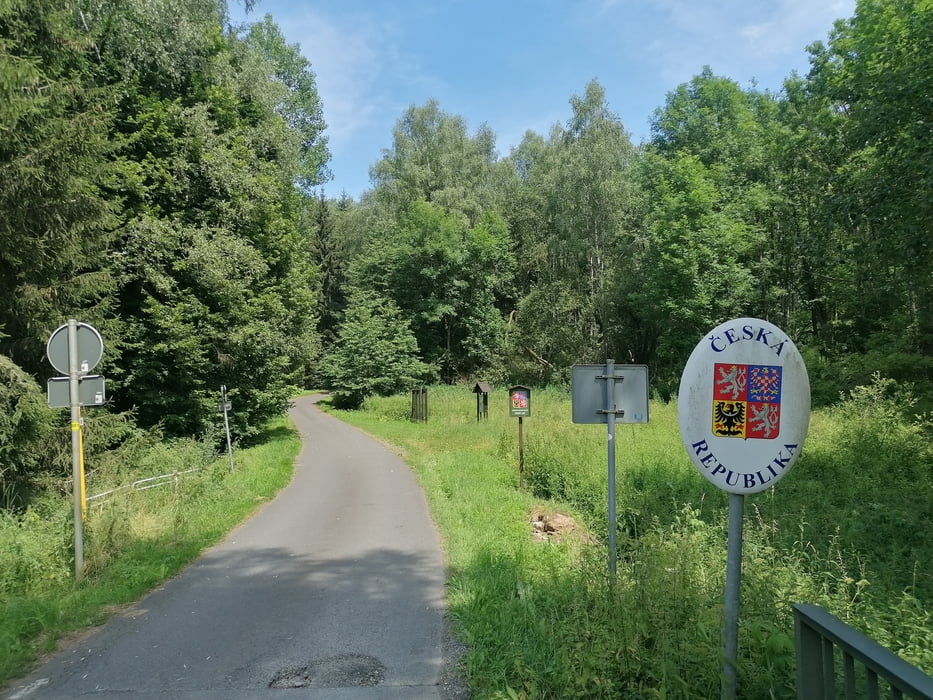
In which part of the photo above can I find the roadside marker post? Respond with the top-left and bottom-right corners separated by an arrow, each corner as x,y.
472,382 -> 491,422
217,384 -> 233,472
220,385 -> 234,472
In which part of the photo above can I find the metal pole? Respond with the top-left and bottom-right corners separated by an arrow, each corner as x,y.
722,492 -> 745,700
68,319 -> 84,580
605,359 -> 617,577
222,386 -> 234,472
78,406 -> 87,522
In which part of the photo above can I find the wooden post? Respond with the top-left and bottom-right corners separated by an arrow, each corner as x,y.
518,416 -> 524,487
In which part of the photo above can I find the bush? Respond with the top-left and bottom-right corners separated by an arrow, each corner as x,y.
804,346 -> 933,412
319,292 -> 432,409
0,355 -> 60,503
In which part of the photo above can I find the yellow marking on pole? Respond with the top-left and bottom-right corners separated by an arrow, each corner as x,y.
78,421 -> 87,522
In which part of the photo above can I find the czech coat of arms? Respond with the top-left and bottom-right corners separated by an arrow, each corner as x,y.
712,363 -> 782,439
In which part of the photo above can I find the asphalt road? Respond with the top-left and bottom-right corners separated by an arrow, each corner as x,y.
5,395 -> 466,699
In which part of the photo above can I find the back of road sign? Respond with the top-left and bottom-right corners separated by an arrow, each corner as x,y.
47,375 -> 106,408
571,364 -> 649,424
46,321 -> 103,375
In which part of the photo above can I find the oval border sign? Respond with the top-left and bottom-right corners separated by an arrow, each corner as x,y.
678,317 -> 810,494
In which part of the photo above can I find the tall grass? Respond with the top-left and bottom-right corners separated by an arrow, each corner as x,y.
334,378 -> 932,698
0,417 -> 298,686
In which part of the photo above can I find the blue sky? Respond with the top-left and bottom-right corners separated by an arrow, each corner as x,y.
232,0 -> 856,200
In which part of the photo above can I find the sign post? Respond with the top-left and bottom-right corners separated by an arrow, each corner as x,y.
47,320 -> 105,581
677,318 -> 810,700
67,321 -> 84,579
220,385 -> 234,472
508,386 -> 531,486
571,362 -> 649,575
603,360 -> 620,577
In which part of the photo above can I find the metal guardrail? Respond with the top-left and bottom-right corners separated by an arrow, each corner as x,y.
87,469 -> 201,506
794,603 -> 933,699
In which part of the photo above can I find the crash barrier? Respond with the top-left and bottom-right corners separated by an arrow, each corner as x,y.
794,603 -> 933,699
87,469 -> 201,507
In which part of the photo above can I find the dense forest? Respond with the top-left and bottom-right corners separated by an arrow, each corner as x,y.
1,0 -> 931,498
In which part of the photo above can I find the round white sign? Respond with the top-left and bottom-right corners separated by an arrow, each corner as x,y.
678,318 -> 810,494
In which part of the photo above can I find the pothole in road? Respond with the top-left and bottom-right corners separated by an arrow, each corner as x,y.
269,654 -> 386,688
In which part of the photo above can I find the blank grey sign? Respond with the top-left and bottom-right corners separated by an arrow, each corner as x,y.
571,364 -> 649,424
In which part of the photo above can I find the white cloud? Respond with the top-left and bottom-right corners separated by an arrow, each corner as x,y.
274,9 -> 391,151
245,0 -> 858,197
260,4 -> 453,195
625,0 -> 854,87
736,0 -> 855,60
269,7 -> 442,156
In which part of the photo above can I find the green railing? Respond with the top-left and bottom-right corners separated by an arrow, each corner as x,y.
794,603 -> 933,700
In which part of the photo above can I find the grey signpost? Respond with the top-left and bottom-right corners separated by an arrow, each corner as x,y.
47,320 -> 105,581
678,318 -> 810,700
571,361 -> 649,575
220,385 -> 234,472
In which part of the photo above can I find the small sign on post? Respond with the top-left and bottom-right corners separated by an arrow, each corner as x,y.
508,385 -> 531,418
572,362 -> 650,575
46,321 -> 103,376
508,385 -> 531,485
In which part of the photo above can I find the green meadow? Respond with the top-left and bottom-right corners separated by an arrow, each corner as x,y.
333,378 -> 932,698
1,378 -> 929,698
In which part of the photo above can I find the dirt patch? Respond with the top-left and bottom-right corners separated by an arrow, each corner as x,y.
529,506 -> 596,545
